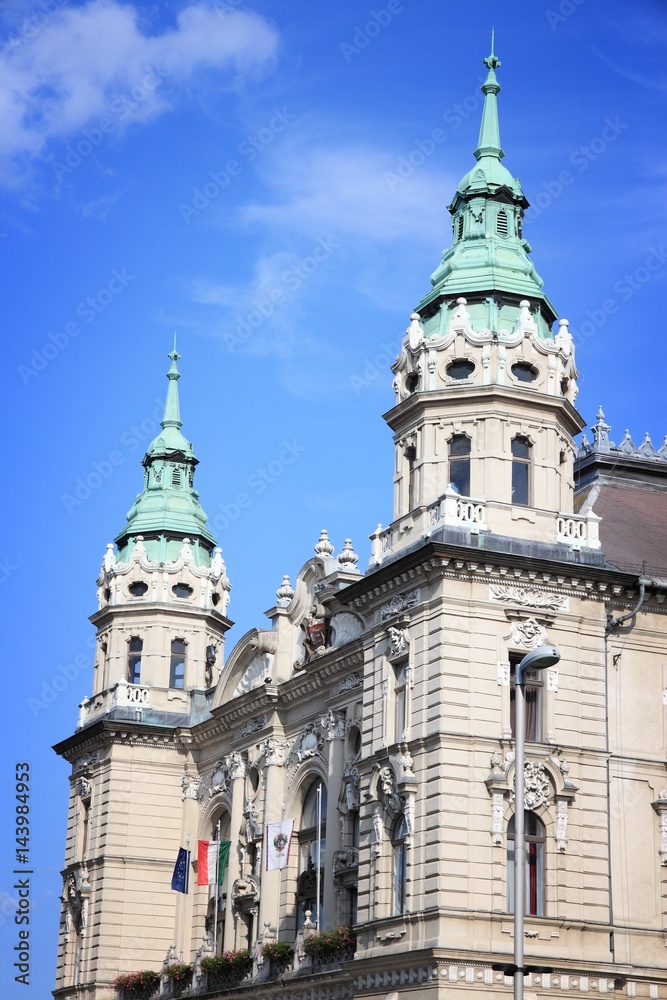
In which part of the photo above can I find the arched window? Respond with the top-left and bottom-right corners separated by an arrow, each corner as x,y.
392,815 -> 408,915
170,639 -> 186,689
511,436 -> 531,506
449,434 -> 471,496
127,637 -> 142,684
296,781 -> 327,929
507,811 -> 545,916
497,209 -> 509,237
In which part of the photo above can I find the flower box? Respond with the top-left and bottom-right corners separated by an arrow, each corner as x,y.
114,970 -> 160,999
303,927 -> 356,964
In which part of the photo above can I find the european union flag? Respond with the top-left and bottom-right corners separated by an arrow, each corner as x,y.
171,847 -> 190,893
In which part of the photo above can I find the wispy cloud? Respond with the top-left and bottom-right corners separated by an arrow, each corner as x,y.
0,0 -> 279,182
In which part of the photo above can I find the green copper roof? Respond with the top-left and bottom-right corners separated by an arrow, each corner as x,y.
417,38 -> 558,335
114,346 -> 216,566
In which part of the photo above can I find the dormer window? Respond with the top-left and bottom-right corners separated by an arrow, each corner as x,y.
497,209 -> 509,237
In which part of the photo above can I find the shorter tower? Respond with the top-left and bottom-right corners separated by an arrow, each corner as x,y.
53,350 -> 232,1000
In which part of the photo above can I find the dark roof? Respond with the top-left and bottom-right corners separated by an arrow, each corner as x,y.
576,479 -> 667,577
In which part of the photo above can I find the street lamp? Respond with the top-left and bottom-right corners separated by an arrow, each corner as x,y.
512,644 -> 560,1000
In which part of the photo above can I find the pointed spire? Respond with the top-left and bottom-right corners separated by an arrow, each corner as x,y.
162,335 -> 182,431
474,30 -> 505,162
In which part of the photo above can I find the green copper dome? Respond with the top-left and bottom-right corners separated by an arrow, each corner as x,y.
416,37 -> 558,340
115,346 -> 216,566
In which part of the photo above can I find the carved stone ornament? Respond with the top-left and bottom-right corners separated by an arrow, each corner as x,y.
387,625 -> 409,661
75,751 -> 99,771
232,873 -> 260,905
77,777 -> 92,801
210,762 -> 230,795
244,802 -> 260,844
333,846 -> 359,875
377,765 -> 403,815
287,724 -> 324,777
555,798 -> 569,853
259,738 -> 289,768
395,745 -> 415,780
489,584 -> 568,613
509,617 -> 549,649
491,791 -> 505,846
321,710 -> 345,741
652,791 -> 667,866
225,752 -> 246,780
240,716 -> 267,738
339,671 -> 363,693
380,589 -> 420,622
341,765 -> 360,812
181,773 -> 201,800
521,761 -> 550,811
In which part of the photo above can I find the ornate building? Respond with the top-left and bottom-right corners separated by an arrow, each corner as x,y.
54,44 -> 667,1000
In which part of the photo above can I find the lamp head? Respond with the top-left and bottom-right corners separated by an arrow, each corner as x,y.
516,644 -> 560,683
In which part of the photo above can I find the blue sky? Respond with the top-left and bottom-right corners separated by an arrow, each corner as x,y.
1,0 -> 666,995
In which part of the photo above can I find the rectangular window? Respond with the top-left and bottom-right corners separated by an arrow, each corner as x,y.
509,655 -> 543,741
170,639 -> 186,689
449,434 -> 471,496
394,663 -> 407,742
511,437 -> 531,506
128,637 -> 142,684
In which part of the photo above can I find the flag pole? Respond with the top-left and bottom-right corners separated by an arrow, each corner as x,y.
316,783 -> 322,931
213,820 -> 221,953
180,834 -> 190,962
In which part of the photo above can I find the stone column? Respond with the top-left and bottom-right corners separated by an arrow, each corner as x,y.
223,754 -> 246,951
257,739 -> 287,937
322,711 -> 346,929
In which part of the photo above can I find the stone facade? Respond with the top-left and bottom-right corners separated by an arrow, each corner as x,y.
53,44 -> 667,1000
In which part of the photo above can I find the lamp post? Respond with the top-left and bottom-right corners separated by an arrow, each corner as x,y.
513,644 -> 560,1000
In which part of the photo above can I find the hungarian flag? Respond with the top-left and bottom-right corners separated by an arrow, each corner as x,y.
197,839 -> 231,885
266,819 -> 295,870
171,847 -> 190,893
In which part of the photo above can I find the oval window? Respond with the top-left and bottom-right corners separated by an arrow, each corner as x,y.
172,583 -> 193,599
129,581 -> 148,597
447,359 -> 475,380
511,362 -> 537,383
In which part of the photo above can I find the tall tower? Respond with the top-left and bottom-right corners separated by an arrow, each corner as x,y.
381,38 -> 599,561
53,350 -> 232,1000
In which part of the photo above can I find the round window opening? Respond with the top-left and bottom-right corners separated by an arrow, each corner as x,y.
129,581 -> 148,597
405,372 -> 419,393
346,726 -> 362,760
512,362 -> 537,383
247,766 -> 260,797
172,583 -> 193,599
447,359 -> 475,380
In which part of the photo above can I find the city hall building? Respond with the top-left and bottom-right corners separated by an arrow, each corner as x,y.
53,44 -> 667,1000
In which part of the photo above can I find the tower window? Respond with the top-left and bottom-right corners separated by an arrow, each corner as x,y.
497,209 -> 509,237
507,811 -> 545,916
449,434 -> 471,496
457,215 -> 464,240
127,637 -> 143,685
170,639 -> 186,689
172,468 -> 182,487
447,359 -> 475,381
511,436 -> 531,506
511,362 -> 537,383
129,581 -> 148,597
392,815 -> 408,915
509,652 -> 543,742
172,583 -> 193,599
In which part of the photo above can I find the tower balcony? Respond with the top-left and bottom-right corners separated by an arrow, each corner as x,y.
369,488 -> 601,568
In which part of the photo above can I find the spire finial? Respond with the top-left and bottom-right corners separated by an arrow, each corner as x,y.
475,33 -> 504,161
162,341 -> 182,429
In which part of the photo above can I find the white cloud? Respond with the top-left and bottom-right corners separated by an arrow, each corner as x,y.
238,136 -> 455,247
0,1 -> 279,179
